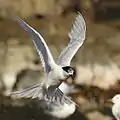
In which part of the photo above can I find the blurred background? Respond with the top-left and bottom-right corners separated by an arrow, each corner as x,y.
0,0 -> 120,120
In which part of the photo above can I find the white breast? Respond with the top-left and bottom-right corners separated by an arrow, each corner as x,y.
112,103 -> 120,120
46,65 -> 68,88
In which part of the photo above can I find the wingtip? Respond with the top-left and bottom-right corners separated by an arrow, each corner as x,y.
12,15 -> 31,33
14,16 -> 27,27
10,90 -> 23,99
14,15 -> 22,23
10,90 -> 24,97
69,11 -> 86,41
77,11 -> 83,17
11,14 -> 22,23
76,11 -> 86,30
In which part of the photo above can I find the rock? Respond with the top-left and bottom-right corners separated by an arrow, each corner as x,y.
75,63 -> 120,89
74,23 -> 120,89
13,69 -> 44,91
0,0 -> 73,18
86,111 -> 112,120
0,38 -> 40,96
76,95 -> 98,112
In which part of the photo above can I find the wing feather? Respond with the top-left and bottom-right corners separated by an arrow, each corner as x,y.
57,12 -> 86,66
14,17 -> 55,73
11,84 -> 77,105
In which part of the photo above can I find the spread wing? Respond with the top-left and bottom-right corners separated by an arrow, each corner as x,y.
11,84 -> 44,99
14,16 -> 56,74
57,12 -> 86,66
11,83 -> 77,106
11,82 -> 77,99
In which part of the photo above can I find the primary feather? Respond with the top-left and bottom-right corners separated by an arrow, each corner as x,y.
57,12 -> 86,67
14,17 -> 55,74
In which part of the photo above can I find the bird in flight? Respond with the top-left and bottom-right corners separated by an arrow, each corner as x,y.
11,12 -> 86,105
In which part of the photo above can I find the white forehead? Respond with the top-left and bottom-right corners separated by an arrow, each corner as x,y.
113,94 -> 120,99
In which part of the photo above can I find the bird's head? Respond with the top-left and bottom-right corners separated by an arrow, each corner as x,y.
112,94 -> 120,104
62,66 -> 76,81
105,94 -> 120,107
